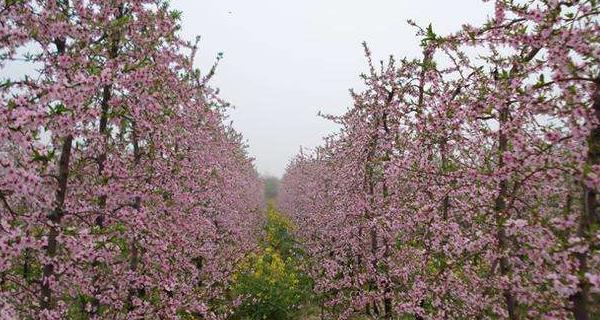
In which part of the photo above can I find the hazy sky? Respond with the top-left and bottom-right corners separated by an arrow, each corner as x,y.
171,0 -> 493,177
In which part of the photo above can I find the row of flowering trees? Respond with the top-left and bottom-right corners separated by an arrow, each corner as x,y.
280,0 -> 599,319
1,0 -> 263,319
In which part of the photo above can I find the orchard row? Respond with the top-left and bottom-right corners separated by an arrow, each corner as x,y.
280,1 -> 599,319
1,1 -> 263,319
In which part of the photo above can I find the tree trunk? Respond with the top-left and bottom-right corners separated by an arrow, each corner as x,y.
495,106 -> 518,320
126,121 -> 144,310
41,134 -> 73,310
569,79 -> 599,320
40,35 -> 71,311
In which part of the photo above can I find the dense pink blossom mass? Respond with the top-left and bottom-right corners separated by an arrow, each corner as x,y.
280,0 -> 599,319
1,0 -> 262,319
1,0 -> 599,319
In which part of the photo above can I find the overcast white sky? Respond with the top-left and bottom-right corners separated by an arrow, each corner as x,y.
177,0 -> 493,177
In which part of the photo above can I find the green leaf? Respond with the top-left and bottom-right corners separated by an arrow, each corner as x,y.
31,149 -> 55,164
170,9 -> 183,21
48,103 -> 68,116
7,99 -> 16,111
